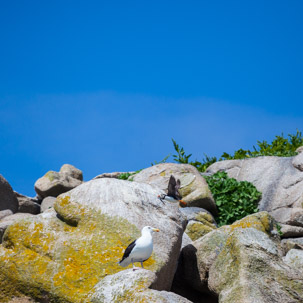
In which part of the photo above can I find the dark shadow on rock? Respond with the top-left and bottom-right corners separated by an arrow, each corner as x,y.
171,244 -> 218,303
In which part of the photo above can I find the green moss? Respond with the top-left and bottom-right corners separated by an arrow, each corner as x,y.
45,171 -> 59,182
0,199 -> 159,303
186,222 -> 215,241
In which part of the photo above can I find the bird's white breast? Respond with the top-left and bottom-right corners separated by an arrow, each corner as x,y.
164,196 -> 179,203
130,235 -> 153,261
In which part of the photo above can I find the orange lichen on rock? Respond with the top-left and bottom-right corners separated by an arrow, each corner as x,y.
0,198 -> 159,303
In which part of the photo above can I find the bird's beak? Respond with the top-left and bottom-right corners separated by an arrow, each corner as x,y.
153,228 -> 160,232
179,200 -> 187,206
157,195 -> 160,198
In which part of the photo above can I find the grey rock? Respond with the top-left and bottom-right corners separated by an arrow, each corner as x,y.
0,209 -> 13,220
93,172 -> 129,180
0,213 -> 35,243
283,249 -> 303,272
181,232 -> 193,249
40,196 -> 56,212
59,164 -> 83,181
281,238 -> 303,255
207,156 -> 303,227
0,175 -> 19,213
271,208 -> 303,227
283,237 -> 303,246
15,192 -> 40,214
89,269 -> 192,303
59,178 -> 186,291
208,227 -> 303,303
180,207 -> 216,224
292,152 -> 303,171
280,223 -> 303,238
133,163 -> 217,215
181,208 -> 217,241
296,146 -> 303,153
34,164 -> 83,198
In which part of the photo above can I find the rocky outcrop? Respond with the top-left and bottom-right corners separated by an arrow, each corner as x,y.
89,269 -> 192,303
133,163 -> 217,215
0,175 -> 19,213
0,213 -> 35,243
0,210 -> 13,221
207,156 -> 303,230
40,196 -> 56,213
180,207 -> 217,241
283,249 -> 303,272
93,172 -> 127,179
14,192 -> 40,215
173,212 -> 303,303
0,178 -> 186,302
34,164 -> 83,198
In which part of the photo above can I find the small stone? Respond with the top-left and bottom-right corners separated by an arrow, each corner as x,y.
0,175 -> 19,213
41,197 -> 56,212
34,164 -> 83,198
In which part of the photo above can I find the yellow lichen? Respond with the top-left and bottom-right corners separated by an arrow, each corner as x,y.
0,199 -> 159,303
186,222 -> 215,241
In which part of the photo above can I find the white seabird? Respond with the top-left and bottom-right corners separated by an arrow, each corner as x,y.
118,226 -> 159,270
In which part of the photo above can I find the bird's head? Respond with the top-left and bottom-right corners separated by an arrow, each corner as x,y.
157,194 -> 166,201
142,226 -> 160,235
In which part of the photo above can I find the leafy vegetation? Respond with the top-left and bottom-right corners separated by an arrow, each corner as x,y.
204,171 -> 261,226
151,154 -> 171,166
276,222 -> 283,236
172,130 -> 303,172
118,170 -> 142,181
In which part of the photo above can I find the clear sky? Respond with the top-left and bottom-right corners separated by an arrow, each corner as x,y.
0,1 -> 302,196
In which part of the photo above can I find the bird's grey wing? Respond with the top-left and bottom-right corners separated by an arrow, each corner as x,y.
119,239 -> 137,263
167,175 -> 177,196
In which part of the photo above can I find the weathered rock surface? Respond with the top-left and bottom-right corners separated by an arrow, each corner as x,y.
0,175 -> 19,213
93,172 -> 127,180
292,152 -> 303,171
0,213 -> 35,244
89,269 -> 192,303
0,210 -> 13,221
283,249 -> 303,272
34,164 -> 83,198
173,212 -> 303,303
60,164 -> 83,181
280,224 -> 303,238
207,156 -> 303,227
15,192 -> 41,215
281,238 -> 303,255
296,146 -> 303,153
58,178 -> 186,290
0,178 -> 186,302
180,207 -> 217,241
40,196 -> 56,213
133,163 -> 217,215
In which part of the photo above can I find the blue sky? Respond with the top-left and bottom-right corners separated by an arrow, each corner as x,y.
0,1 -> 302,196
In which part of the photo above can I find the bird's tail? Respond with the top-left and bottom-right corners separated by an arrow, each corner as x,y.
118,259 -> 129,267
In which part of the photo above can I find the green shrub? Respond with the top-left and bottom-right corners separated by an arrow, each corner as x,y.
118,169 -> 142,181
172,130 -> 303,172
204,171 -> 261,226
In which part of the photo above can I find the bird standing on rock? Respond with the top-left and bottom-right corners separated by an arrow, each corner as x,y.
158,175 -> 187,206
118,226 -> 159,270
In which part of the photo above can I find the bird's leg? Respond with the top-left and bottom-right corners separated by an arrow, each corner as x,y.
157,195 -> 165,204
131,259 -> 140,271
140,261 -> 144,269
